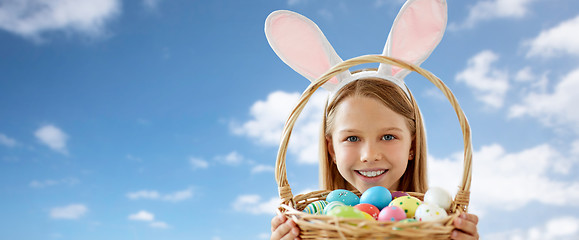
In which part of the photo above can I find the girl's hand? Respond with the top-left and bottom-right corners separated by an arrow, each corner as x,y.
271,214 -> 301,240
452,213 -> 479,240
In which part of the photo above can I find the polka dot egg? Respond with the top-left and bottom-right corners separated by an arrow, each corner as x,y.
388,196 -> 422,218
377,206 -> 406,222
414,202 -> 448,221
326,189 -> 360,206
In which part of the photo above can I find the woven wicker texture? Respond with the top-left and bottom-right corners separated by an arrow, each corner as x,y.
275,55 -> 473,239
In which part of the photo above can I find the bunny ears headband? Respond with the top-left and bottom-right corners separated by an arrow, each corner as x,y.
265,0 -> 447,98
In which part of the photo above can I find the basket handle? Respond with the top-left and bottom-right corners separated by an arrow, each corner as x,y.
275,55 -> 473,213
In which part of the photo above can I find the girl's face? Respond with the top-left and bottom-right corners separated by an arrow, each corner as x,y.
327,96 -> 413,193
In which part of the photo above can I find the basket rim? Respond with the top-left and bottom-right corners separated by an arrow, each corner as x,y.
275,55 -> 473,213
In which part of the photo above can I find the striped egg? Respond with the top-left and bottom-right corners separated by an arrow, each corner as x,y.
302,200 -> 328,215
322,201 -> 346,215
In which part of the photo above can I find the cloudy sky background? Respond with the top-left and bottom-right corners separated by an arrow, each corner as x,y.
1,0 -> 579,239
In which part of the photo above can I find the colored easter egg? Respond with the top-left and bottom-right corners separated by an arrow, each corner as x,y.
388,196 -> 422,218
302,200 -> 328,215
399,218 -> 417,223
414,202 -> 448,222
424,187 -> 452,211
361,211 -> 376,221
323,201 -> 346,215
326,206 -> 366,219
354,203 -> 380,220
393,218 -> 418,230
391,191 -> 409,199
326,189 -> 360,206
360,186 -> 392,210
377,206 -> 407,222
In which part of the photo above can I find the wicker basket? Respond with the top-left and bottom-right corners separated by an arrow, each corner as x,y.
275,55 -> 473,239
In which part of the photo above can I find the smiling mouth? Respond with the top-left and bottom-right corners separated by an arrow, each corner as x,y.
356,170 -> 387,178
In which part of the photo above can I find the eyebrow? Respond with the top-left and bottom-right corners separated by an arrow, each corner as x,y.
336,127 -> 405,134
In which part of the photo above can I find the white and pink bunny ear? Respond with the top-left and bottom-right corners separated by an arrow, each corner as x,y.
265,10 -> 351,93
377,0 -> 447,80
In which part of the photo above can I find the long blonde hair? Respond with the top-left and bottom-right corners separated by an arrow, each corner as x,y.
319,77 -> 428,193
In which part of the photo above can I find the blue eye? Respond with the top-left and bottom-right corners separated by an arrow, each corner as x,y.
346,136 -> 359,142
382,135 -> 395,141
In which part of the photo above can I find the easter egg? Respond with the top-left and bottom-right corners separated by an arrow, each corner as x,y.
399,218 -> 417,223
388,196 -> 422,218
302,200 -> 328,215
361,211 -> 376,221
326,206 -> 366,219
326,189 -> 360,206
360,186 -> 392,210
323,201 -> 346,215
378,206 -> 406,222
393,218 -> 418,230
414,202 -> 448,222
424,187 -> 452,211
354,203 -> 380,220
391,191 -> 409,199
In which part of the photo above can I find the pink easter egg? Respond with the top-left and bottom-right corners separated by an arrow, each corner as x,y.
377,206 -> 407,222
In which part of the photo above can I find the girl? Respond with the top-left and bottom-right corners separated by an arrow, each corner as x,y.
265,0 -> 479,239
270,77 -> 479,240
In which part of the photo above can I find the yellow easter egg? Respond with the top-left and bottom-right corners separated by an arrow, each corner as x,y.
388,196 -> 422,218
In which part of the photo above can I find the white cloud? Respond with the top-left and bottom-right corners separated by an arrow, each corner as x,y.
29,177 -> 79,188
50,204 -> 87,219
509,68 -> 579,134
455,50 -> 509,108
514,67 -> 534,82
128,210 -> 154,221
0,0 -> 121,42
232,91 -> 327,164
128,210 -> 170,229
450,0 -> 535,30
161,188 -> 193,202
190,157 -> 209,169
232,91 -> 301,145
149,221 -> 169,229
126,187 -> 193,202
126,190 -> 160,200
429,143 -> 579,213
232,194 -> 280,215
526,15 -> 579,58
485,216 -> 579,240
34,124 -> 69,154
251,164 -> 275,174
215,151 -> 244,166
0,133 -> 17,147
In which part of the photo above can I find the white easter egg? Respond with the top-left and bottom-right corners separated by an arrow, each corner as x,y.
414,202 -> 448,222
424,187 -> 452,211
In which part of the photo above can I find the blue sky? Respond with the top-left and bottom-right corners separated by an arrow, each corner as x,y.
1,0 -> 579,239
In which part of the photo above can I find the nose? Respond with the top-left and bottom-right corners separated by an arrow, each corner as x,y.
360,141 -> 383,162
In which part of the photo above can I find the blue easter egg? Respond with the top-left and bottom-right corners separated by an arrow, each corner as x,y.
360,186 -> 392,210
326,189 -> 360,206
